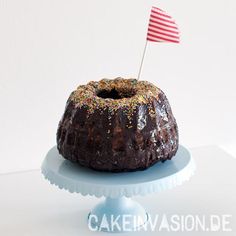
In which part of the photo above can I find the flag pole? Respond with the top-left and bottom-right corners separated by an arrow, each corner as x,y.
137,40 -> 148,80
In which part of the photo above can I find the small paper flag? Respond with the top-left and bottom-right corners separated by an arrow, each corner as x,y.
147,6 -> 180,43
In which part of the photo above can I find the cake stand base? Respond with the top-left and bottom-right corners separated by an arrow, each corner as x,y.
88,197 -> 148,232
41,145 -> 195,233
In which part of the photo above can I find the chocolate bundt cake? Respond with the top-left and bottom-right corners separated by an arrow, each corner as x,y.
57,78 -> 178,172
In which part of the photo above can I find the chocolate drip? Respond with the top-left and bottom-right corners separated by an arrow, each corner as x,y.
57,78 -> 179,172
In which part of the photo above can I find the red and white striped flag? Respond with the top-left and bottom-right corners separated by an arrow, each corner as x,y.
147,6 -> 180,43
137,6 -> 180,79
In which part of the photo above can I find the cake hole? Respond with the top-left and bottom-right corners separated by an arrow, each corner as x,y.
97,88 -> 136,99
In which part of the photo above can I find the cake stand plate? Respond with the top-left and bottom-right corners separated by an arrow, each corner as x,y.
41,145 -> 195,233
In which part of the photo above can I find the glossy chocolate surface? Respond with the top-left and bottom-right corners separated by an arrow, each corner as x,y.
57,79 -> 179,172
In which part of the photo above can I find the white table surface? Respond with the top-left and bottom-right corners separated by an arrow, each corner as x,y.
0,146 -> 235,236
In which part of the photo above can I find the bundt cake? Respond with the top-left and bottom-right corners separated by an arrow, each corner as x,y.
57,78 -> 179,172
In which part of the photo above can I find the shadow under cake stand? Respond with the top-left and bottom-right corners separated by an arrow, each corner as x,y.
41,145 -> 195,233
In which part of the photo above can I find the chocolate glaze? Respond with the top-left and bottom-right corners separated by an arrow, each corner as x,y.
57,80 -> 179,172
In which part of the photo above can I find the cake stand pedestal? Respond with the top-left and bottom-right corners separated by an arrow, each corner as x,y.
41,145 -> 195,233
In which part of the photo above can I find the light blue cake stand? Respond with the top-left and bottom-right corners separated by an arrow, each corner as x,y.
41,145 -> 195,233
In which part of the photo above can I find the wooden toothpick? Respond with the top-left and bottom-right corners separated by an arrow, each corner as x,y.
137,40 -> 148,80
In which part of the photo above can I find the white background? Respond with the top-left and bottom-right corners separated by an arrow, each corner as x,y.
0,0 -> 236,173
